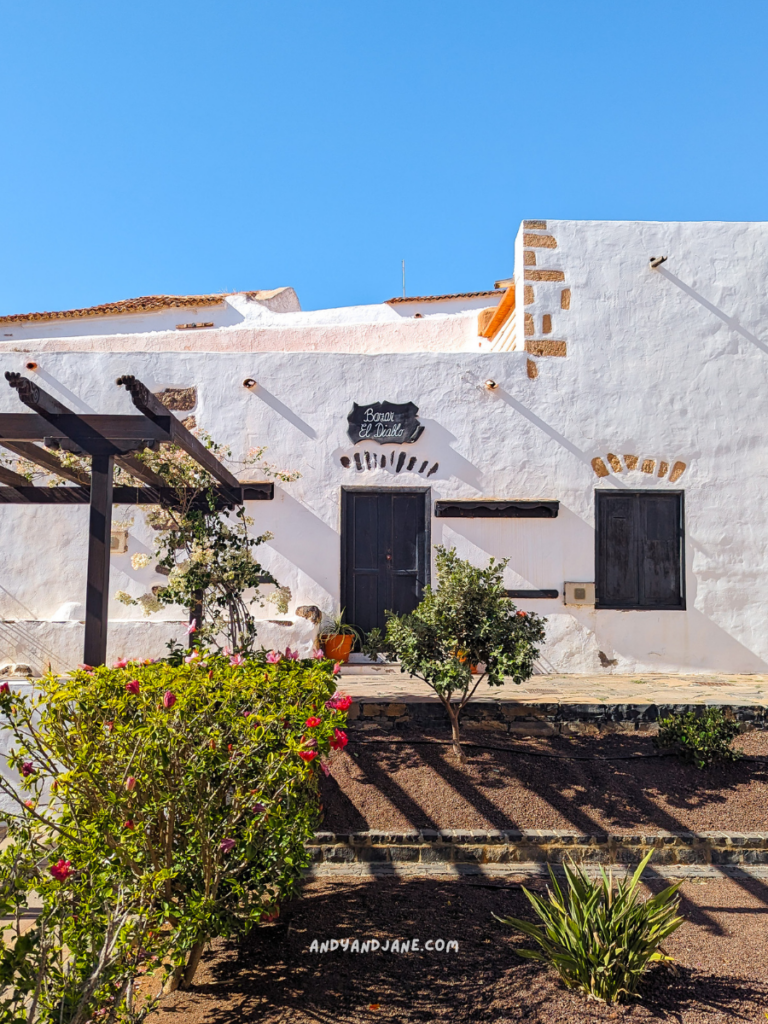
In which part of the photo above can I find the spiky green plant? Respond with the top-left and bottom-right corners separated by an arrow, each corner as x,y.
495,851 -> 683,1004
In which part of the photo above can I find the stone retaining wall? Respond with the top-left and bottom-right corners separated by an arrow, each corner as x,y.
307,829 -> 768,868
347,700 -> 766,736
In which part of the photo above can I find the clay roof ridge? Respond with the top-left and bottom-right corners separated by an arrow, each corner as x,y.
385,291 -> 501,304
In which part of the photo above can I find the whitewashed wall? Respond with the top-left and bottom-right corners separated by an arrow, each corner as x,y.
1,220 -> 768,675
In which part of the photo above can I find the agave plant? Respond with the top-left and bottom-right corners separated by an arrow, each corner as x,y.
496,850 -> 683,1004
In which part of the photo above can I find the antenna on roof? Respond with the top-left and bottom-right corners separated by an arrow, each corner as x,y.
402,260 -> 406,299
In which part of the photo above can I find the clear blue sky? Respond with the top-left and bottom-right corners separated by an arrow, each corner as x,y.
2,0 -> 767,315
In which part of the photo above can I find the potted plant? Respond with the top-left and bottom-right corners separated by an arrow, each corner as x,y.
319,611 -> 363,664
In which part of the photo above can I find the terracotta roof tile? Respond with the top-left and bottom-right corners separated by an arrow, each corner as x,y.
386,291 -> 501,304
0,293 -> 228,325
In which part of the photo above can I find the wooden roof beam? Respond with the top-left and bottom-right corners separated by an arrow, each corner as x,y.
0,440 -> 90,485
116,375 -> 241,500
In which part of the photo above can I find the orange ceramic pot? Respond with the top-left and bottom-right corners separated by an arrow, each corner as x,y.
323,634 -> 355,663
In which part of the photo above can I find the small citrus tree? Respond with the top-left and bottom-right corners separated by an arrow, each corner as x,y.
0,652 -> 350,1021
364,547 -> 546,761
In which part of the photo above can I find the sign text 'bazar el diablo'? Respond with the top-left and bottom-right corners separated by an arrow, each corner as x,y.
347,401 -> 424,445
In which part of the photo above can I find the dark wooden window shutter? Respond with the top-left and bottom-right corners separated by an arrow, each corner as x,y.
595,491 -> 685,610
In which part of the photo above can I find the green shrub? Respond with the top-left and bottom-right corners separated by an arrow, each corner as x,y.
364,546 -> 546,760
496,851 -> 683,1005
0,653 -> 348,1021
655,707 -> 742,769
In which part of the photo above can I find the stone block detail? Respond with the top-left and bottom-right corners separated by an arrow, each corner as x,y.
524,250 -> 537,266
624,454 -> 639,470
523,233 -> 557,248
523,220 -> 547,229
525,269 -> 565,282
542,314 -> 552,334
607,453 -> 622,473
525,339 -> 566,357
641,459 -> 655,474
658,461 -> 669,477
561,288 -> 571,309
385,703 -> 407,717
524,313 -> 534,336
154,387 -> 197,411
524,285 -> 535,305
526,359 -> 538,380
591,457 -> 610,478
669,461 -> 687,482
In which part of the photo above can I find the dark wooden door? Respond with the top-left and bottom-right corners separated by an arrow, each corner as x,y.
341,489 -> 430,635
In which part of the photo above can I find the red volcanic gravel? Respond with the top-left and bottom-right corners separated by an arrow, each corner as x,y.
150,875 -> 768,1023
318,729 -> 768,834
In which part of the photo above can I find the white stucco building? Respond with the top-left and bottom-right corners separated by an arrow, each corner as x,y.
1,219 -> 766,676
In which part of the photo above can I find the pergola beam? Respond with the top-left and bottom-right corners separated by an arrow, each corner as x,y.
0,483 -> 275,505
0,440 -> 91,485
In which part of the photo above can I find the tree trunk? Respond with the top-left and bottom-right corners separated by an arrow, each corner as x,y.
180,940 -> 206,990
445,701 -> 466,763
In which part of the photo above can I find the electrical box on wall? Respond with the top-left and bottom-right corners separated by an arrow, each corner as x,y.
564,582 -> 595,606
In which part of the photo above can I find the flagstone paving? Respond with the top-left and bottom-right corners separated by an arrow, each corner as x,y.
337,665 -> 768,706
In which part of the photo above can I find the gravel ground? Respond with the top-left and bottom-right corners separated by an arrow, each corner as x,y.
319,730 -> 768,834
150,875 -> 768,1023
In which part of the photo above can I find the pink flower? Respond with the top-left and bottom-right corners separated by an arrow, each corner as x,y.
299,750 -> 317,762
163,691 -> 176,709
305,716 -> 321,728
124,820 -> 135,830
125,679 -> 140,695
229,654 -> 245,667
310,649 -> 325,660
184,651 -> 199,664
320,761 -> 331,777
333,662 -> 341,676
50,859 -> 73,882
220,838 -> 236,854
330,728 -> 348,751
125,776 -> 137,792
0,682 -> 9,695
113,658 -> 129,669
266,651 -> 282,664
325,692 -> 352,712
78,664 -> 94,673
186,619 -> 197,635
21,762 -> 34,777
285,647 -> 300,661
223,645 -> 232,657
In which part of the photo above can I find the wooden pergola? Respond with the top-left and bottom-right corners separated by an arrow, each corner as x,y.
0,372 -> 273,666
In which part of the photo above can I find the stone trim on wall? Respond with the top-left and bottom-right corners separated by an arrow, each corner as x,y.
307,829 -> 768,868
519,221 -> 570,376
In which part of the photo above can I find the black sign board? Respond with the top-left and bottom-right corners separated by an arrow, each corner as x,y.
347,401 -> 424,445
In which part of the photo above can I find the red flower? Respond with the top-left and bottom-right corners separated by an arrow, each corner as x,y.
162,691 -> 177,709
125,776 -> 137,792
325,692 -> 352,712
50,859 -> 73,882
299,750 -> 317,762
124,820 -> 135,830
113,658 -> 129,669
332,662 -> 341,676
125,679 -> 140,695
305,716 -> 321,728
516,610 -> 527,617
78,664 -> 94,672
105,721 -> 114,732
330,728 -> 348,751
0,682 -> 9,695
21,761 -> 34,777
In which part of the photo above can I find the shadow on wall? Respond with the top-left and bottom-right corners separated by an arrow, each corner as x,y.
263,488 -> 338,595
659,267 -> 768,357
246,384 -> 317,439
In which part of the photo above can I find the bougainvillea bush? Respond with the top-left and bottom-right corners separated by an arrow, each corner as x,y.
0,653 -> 348,1022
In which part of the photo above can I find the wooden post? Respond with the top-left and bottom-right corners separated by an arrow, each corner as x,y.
83,454 -> 114,666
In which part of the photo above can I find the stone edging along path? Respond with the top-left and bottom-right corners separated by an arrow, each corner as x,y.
346,700 -> 767,736
306,829 -> 768,870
